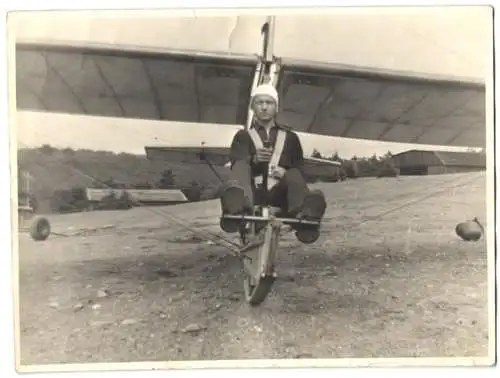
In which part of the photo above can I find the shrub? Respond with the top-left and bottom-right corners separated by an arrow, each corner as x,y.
96,191 -> 133,210
98,192 -> 118,210
117,191 -> 134,209
39,144 -> 55,156
377,166 -> 400,178
158,169 -> 176,189
344,160 -> 359,178
50,189 -> 78,213
322,172 -> 339,183
182,181 -> 203,202
339,167 -> 347,181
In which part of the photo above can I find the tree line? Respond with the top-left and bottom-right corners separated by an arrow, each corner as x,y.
310,149 -> 399,179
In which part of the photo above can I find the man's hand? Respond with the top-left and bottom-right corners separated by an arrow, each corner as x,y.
253,147 -> 273,163
270,166 -> 286,179
271,169 -> 285,180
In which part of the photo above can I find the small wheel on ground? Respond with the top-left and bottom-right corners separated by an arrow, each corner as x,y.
240,239 -> 276,306
243,274 -> 275,306
29,216 -> 51,241
239,216 -> 280,306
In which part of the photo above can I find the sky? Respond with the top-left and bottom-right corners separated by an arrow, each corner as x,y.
10,7 -> 492,158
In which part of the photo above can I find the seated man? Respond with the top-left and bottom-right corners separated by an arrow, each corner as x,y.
219,83 -> 327,244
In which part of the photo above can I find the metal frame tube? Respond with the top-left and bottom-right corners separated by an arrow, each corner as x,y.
244,16 -> 280,209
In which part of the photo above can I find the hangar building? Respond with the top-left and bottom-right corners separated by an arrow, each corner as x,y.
390,150 -> 486,175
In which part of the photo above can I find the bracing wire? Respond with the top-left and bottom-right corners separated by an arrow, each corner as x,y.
331,171 -> 484,233
321,172 -> 484,222
278,171 -> 484,237
16,139 -> 242,254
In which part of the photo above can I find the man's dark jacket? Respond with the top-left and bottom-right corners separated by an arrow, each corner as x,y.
229,121 -> 305,177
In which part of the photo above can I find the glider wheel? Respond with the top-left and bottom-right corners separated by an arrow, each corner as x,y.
241,221 -> 280,306
29,216 -> 51,241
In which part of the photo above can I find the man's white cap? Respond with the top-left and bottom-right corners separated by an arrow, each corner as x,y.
251,83 -> 279,108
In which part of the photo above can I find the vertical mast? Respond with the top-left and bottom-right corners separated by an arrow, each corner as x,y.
245,15 -> 278,130
260,16 -> 277,86
261,15 -> 276,64
259,16 -> 278,210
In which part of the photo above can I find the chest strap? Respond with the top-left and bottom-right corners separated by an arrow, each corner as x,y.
247,127 -> 264,149
247,127 -> 287,190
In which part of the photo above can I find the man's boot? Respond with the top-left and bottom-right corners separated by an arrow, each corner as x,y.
294,190 -> 327,244
219,183 -> 253,233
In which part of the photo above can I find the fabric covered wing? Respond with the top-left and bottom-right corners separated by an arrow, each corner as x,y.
276,58 -> 486,148
15,41 -> 257,125
144,146 -> 231,166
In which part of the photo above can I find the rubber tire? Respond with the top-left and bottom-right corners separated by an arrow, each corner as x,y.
243,275 -> 275,306
239,207 -> 279,306
29,216 -> 51,241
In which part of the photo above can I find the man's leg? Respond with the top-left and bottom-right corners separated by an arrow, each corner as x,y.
278,168 -> 326,217
277,168 -> 327,244
219,160 -> 254,233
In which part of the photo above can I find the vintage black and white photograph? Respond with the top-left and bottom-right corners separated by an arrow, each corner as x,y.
7,5 -> 495,373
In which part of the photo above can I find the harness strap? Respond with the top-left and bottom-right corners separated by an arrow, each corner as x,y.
248,127 -> 287,190
247,127 -> 264,150
267,129 -> 286,189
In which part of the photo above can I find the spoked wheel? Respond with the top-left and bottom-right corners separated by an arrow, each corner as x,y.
240,222 -> 281,306
29,216 -> 51,241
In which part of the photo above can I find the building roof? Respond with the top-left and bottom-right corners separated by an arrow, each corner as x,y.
434,150 -> 486,167
392,149 -> 486,167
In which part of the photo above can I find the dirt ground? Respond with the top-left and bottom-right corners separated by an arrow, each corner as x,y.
16,172 -> 492,368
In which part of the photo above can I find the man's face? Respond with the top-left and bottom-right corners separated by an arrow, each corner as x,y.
251,95 -> 277,122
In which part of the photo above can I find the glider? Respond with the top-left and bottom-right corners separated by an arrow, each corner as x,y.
13,16 -> 487,305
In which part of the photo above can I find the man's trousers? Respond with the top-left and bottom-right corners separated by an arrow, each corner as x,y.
226,160 -> 311,215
